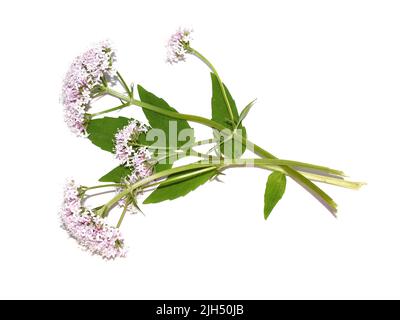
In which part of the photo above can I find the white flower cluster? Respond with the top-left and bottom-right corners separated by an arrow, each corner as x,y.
166,28 -> 193,64
114,120 -> 153,182
62,41 -> 116,136
60,180 -> 126,259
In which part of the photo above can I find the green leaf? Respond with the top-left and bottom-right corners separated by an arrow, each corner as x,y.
137,85 -> 194,172
264,172 -> 287,219
86,117 -> 130,152
210,73 -> 247,158
238,99 -> 257,126
143,168 -> 216,204
99,165 -> 131,183
211,73 -> 240,127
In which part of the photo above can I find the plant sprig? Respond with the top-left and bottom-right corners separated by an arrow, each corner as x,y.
59,30 -> 364,259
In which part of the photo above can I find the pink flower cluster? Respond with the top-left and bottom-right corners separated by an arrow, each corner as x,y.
114,120 -> 153,182
62,41 -> 116,136
60,180 -> 126,259
166,28 -> 193,64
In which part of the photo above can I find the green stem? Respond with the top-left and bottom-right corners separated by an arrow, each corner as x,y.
134,99 -> 225,130
285,171 -> 363,189
116,201 -> 129,228
299,173 -> 364,189
104,89 -> 340,214
90,102 -> 130,118
247,139 -> 338,214
151,148 -> 217,171
143,162 -> 361,192
101,76 -> 108,88
105,87 -> 131,102
117,71 -> 132,98
104,87 -> 223,129
99,154 -> 351,217
144,166 -> 217,190
231,164 -> 363,189
92,92 -> 105,99
84,184 -> 123,191
189,47 -> 235,122
187,49 -> 339,213
230,158 -> 344,177
98,163 -> 220,217
137,97 -> 338,212
134,138 -> 215,150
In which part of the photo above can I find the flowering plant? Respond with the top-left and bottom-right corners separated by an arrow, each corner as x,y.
60,29 -> 363,259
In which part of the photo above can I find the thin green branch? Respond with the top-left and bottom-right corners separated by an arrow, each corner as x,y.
89,102 -> 131,118
116,201 -> 129,228
257,164 -> 363,189
189,47 -> 235,122
144,166 -> 217,190
117,71 -> 132,98
105,87 -> 131,102
134,138 -> 215,151
97,163 -> 220,217
83,184 -> 123,191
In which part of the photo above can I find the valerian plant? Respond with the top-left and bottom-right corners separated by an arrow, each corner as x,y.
60,29 -> 364,259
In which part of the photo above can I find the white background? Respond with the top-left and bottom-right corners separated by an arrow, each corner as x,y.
0,0 -> 399,299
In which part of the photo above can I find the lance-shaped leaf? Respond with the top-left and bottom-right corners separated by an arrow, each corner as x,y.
99,165 -> 131,183
86,116 -> 131,152
210,73 -> 247,158
143,167 -> 217,204
137,85 -> 194,172
238,99 -> 257,126
264,172 -> 287,219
